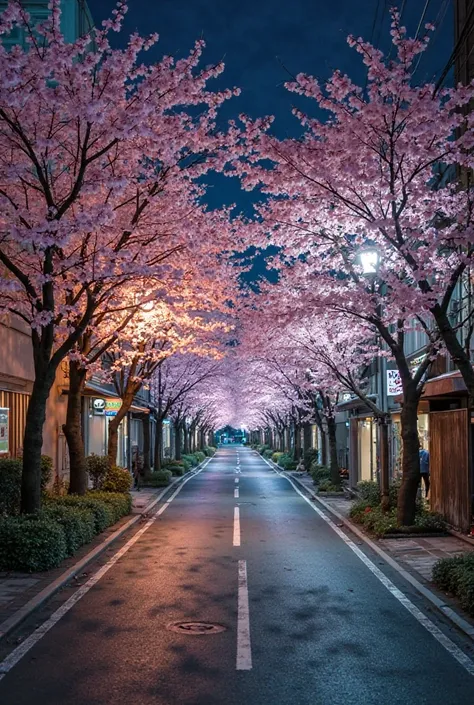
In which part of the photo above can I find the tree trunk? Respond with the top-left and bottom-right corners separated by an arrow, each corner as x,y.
63,360 -> 88,496
321,427 -> 327,466
108,391 -> 134,466
174,421 -> 182,460
397,390 -> 420,526
143,414 -> 151,474
285,425 -> 291,453
154,416 -> 163,472
326,416 -> 340,486
293,422 -> 301,460
303,423 -> 312,457
183,424 -> 190,454
278,431 -> 284,451
21,369 -> 56,514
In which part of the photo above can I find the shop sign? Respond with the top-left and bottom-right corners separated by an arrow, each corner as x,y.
0,408 -> 9,454
387,369 -> 403,396
105,400 -> 122,417
92,398 -> 106,415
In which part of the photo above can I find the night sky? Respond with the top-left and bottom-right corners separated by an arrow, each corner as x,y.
87,1 -> 454,279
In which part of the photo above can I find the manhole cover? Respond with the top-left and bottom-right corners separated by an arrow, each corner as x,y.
167,621 -> 226,635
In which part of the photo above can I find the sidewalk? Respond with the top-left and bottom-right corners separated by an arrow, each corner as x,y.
0,486 -> 165,640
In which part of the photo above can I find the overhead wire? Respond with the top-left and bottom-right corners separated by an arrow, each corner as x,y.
433,3 -> 474,93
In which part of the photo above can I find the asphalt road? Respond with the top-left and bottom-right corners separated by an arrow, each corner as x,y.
1,447 -> 474,705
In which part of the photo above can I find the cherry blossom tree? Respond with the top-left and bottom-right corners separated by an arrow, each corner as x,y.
234,12 -> 471,524
0,1 -> 240,511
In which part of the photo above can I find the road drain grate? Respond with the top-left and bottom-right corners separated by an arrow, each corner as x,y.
167,621 -> 226,635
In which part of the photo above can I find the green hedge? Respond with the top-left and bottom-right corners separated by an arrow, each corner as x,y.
0,456 -> 54,517
350,500 -> 446,538
143,470 -> 173,487
0,516 -> 67,571
102,466 -> 132,493
0,490 -> 132,572
43,505 -> 96,556
433,553 -> 474,616
277,453 -> 297,471
204,446 -> 217,456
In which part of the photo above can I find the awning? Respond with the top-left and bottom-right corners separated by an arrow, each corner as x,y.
336,394 -> 378,413
421,370 -> 468,399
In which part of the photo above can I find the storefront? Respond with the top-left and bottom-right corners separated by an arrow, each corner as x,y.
83,385 -> 128,468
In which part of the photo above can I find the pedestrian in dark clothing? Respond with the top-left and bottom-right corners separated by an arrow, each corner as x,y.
419,448 -> 430,498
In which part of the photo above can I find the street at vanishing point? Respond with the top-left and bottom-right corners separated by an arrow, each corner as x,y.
1,447 -> 474,705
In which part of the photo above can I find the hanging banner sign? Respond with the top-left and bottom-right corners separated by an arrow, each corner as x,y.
105,400 -> 122,417
0,408 -> 9,454
387,369 -> 403,396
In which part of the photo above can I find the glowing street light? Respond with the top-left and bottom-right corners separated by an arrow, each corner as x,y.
359,248 -> 380,276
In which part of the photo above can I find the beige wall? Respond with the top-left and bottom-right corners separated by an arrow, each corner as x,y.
0,318 -> 66,475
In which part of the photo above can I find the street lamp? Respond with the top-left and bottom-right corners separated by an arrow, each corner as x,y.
359,247 -> 390,510
359,248 -> 380,276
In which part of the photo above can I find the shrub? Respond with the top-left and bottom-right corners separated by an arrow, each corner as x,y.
257,444 -> 271,454
170,465 -> 185,476
357,480 -> 381,506
51,495 -> 115,532
43,505 -> 96,555
89,491 -> 132,521
271,451 -> 284,464
433,554 -> 474,616
277,453 -> 297,470
310,463 -> 331,485
40,455 -> 54,491
204,446 -> 217,456
194,451 -> 206,464
182,454 -> 199,467
143,470 -> 173,487
263,448 -> 274,459
349,499 -> 371,521
86,454 -> 110,489
304,448 -> 320,471
102,465 -> 132,494
318,480 -> 344,493
0,515 -> 67,572
0,458 -> 22,516
181,458 -> 191,471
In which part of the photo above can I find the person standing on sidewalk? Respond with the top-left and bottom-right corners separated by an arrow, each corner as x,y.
419,447 -> 430,499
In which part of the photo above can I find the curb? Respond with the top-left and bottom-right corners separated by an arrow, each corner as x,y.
0,462 -> 206,642
284,470 -> 474,642
256,454 -> 474,642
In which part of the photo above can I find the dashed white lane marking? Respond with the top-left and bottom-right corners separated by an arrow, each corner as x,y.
263,458 -> 474,678
234,488 -> 239,499
235,478 -> 239,484
233,507 -> 241,547
236,560 -> 252,670
0,459 -> 213,682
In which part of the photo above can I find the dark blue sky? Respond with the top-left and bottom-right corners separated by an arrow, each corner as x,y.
89,0 -> 453,137
88,1 -> 454,279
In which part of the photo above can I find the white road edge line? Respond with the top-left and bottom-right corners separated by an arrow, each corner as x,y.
234,488 -> 239,499
261,456 -> 474,678
236,559 -> 252,670
233,506 -> 241,547
235,478 -> 239,484
0,457 -> 214,681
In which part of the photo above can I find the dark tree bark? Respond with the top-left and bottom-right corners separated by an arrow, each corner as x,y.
397,388 -> 420,526
108,388 -> 136,467
63,360 -> 88,495
285,425 -> 291,453
326,416 -> 340,486
183,424 -> 190,454
154,416 -> 163,472
21,369 -> 56,513
293,422 -> 301,460
174,420 -> 183,460
142,414 -> 151,474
